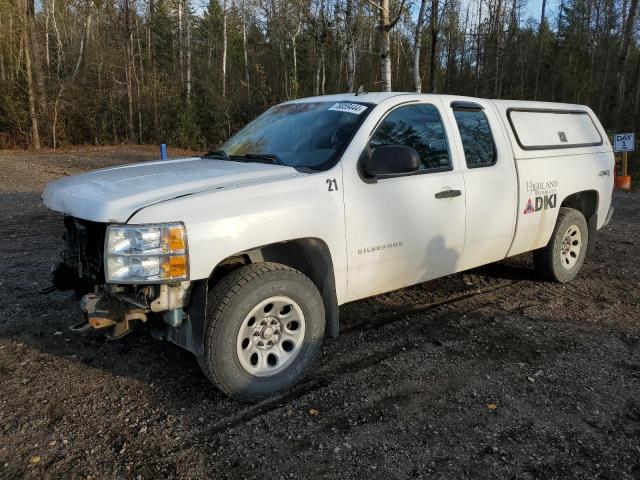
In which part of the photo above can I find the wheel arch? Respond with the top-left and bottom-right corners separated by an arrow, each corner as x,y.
168,238 -> 340,356
560,190 -> 599,254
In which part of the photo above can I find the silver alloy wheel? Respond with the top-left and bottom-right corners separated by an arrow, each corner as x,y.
560,224 -> 582,269
236,296 -> 306,377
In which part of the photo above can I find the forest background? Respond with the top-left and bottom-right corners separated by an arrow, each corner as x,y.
1,0 -> 639,177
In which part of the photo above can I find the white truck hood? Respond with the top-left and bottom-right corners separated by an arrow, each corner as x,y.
42,157 -> 299,223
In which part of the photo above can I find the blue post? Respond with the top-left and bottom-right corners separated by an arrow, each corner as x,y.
160,143 -> 167,160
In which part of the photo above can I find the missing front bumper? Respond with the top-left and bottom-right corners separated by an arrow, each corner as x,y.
76,282 -> 192,340
80,293 -> 148,340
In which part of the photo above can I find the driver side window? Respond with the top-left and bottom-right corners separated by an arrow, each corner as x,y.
369,104 -> 451,171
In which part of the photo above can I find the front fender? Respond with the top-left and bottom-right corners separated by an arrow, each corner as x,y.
128,171 -> 349,304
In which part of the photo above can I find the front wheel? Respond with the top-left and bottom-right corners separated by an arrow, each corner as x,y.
198,262 -> 325,401
533,207 -> 588,283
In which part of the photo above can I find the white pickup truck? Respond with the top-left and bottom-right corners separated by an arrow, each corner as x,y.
42,92 -> 614,400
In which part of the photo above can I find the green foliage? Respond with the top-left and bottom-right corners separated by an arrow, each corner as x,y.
167,102 -> 206,148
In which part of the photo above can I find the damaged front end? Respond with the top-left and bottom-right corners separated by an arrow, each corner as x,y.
79,282 -> 190,340
48,216 -> 201,348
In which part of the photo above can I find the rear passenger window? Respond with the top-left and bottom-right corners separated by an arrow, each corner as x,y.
453,108 -> 496,168
370,104 -> 451,171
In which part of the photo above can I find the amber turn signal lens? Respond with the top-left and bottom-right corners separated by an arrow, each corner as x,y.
166,226 -> 186,253
161,255 -> 188,280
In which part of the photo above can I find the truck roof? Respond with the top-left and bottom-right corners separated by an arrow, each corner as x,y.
288,92 -> 589,112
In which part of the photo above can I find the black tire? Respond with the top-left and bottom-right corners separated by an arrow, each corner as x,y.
533,207 -> 588,283
197,262 -> 325,401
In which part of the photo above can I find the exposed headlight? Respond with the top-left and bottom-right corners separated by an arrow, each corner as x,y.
105,223 -> 188,283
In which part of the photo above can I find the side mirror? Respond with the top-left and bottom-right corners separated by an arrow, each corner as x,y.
361,145 -> 421,178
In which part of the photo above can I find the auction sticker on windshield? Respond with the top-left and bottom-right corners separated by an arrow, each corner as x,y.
328,102 -> 368,115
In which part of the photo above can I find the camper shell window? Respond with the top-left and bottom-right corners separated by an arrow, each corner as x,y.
507,108 -> 603,151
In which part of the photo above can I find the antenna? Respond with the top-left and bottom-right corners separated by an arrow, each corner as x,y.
355,85 -> 365,96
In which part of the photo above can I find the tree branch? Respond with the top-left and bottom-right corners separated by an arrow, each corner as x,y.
365,0 -> 385,13
388,0 -> 407,29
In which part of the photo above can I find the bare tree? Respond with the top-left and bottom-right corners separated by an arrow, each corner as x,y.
26,0 -> 46,130
222,0 -> 228,98
427,0 -> 447,92
21,0 -> 41,149
241,0 -> 250,98
52,9 -> 92,149
369,0 -> 406,91
533,0 -> 547,99
345,0 -> 357,91
614,0 -> 639,126
413,0 -> 428,92
186,4 -> 192,101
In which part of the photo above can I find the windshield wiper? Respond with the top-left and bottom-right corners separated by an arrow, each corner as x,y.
202,149 -> 230,160
238,153 -> 283,165
202,150 -> 284,166
229,153 -> 285,165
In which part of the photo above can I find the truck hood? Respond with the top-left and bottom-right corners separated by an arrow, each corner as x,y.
42,157 -> 299,223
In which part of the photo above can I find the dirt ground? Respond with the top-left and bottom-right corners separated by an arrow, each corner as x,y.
1,146 -> 639,480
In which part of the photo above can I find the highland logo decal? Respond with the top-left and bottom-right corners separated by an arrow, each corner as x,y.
523,179 -> 559,215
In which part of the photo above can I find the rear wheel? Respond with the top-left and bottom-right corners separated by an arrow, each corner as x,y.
534,207 -> 588,283
197,262 -> 325,401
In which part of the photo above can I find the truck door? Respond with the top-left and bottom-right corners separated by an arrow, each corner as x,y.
343,100 -> 466,302
444,100 -> 518,271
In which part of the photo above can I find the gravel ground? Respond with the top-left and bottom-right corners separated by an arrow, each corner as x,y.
1,146 -> 639,480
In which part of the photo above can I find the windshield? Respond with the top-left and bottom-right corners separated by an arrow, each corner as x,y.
220,101 -> 372,171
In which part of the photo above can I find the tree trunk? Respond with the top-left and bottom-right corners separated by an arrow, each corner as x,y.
0,12 -> 5,82
44,1 -> 50,70
314,36 -> 321,96
459,1 -> 470,86
597,49 -> 610,116
587,0 -> 600,104
177,0 -> 184,89
321,45 -> 326,94
50,0 -> 62,75
222,0 -> 227,99
73,13 -> 91,78
290,29 -> 299,97
474,0 -> 482,95
533,0 -> 547,99
22,0 -> 41,149
26,0 -> 46,128
125,0 -> 135,142
493,0 -> 503,97
428,0 -> 439,92
345,0 -> 356,91
413,0 -> 428,92
378,0 -> 392,91
633,57 -> 640,130
241,0 -> 250,98
185,6 -> 192,101
614,0 -> 639,127
51,11 -> 92,149
149,0 -> 159,141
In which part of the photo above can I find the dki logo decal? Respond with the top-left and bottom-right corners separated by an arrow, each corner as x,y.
523,194 -> 557,214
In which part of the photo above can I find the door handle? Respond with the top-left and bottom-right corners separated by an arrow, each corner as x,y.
435,189 -> 462,199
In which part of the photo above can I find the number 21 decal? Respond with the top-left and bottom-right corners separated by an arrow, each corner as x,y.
326,178 -> 338,192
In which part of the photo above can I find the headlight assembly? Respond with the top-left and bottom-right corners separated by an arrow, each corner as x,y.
105,223 -> 188,283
